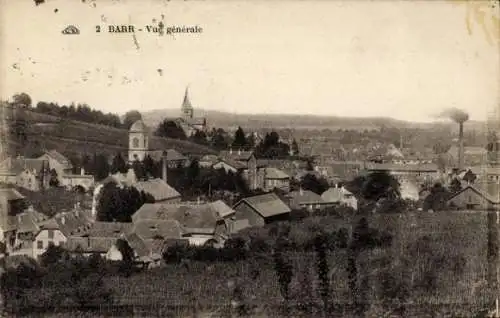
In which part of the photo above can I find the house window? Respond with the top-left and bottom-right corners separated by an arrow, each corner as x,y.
37,241 -> 43,249
48,230 -> 54,239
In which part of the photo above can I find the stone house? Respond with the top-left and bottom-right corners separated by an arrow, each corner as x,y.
447,185 -> 500,210
0,157 -> 50,191
321,185 -> 358,211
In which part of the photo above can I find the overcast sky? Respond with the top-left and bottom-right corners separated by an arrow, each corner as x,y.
0,0 -> 498,122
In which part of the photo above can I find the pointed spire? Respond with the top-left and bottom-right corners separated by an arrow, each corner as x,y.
182,86 -> 193,111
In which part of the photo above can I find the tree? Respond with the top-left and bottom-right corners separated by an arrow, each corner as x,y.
247,133 -> 256,150
190,130 -> 209,146
9,119 -> 28,143
210,128 -> 229,150
255,131 -> 291,158
132,160 -> 146,181
92,153 -> 110,181
423,183 -> 450,211
115,239 -> 135,276
110,152 -> 128,174
12,93 -> 32,107
361,171 -> 401,202
48,169 -> 59,187
122,110 -> 142,129
300,173 -> 329,195
345,218 -> 394,315
143,155 -> 157,179
97,183 -> 152,222
273,244 -> 293,310
232,126 -> 247,149
155,120 -> 187,140
39,244 -> 69,267
314,233 -> 330,315
291,138 -> 300,156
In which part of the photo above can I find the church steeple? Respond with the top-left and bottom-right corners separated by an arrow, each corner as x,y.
181,86 -> 194,120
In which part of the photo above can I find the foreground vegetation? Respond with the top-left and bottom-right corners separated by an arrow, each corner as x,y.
1,210 -> 494,317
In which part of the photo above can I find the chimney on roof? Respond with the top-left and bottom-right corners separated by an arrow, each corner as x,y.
17,214 -> 22,223
162,156 -> 168,183
81,167 -> 85,176
238,149 -> 241,155
299,187 -> 303,195
229,147 -> 233,155
61,216 -> 65,225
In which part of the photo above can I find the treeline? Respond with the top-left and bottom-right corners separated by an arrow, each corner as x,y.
97,182 -> 155,222
6,93 -> 144,130
154,119 -> 301,158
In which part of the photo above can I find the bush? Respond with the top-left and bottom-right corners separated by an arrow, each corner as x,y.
162,240 -> 248,264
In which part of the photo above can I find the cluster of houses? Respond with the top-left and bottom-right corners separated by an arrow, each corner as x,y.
0,150 -> 94,192
0,90 -> 498,266
0,175 -> 357,267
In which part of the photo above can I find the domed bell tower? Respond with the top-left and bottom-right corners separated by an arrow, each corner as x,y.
128,120 -> 149,162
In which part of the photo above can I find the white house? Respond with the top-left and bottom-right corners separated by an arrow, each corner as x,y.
321,185 -> 358,211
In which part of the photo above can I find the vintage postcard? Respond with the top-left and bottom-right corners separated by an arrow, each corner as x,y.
0,0 -> 499,317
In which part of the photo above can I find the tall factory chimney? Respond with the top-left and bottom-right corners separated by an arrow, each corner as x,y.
162,156 -> 168,183
439,107 -> 469,171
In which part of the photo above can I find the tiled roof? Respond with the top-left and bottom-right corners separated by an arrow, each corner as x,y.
264,167 -> 290,179
132,201 -> 232,230
200,155 -> 218,163
256,159 -> 307,170
219,150 -> 254,162
43,150 -> 73,169
214,158 -> 247,170
229,219 -> 250,233
99,170 -> 137,187
132,219 -> 184,241
0,188 -> 25,201
208,200 -> 235,218
133,178 -> 181,201
365,162 -> 439,172
86,221 -> 133,238
148,149 -> 188,162
166,149 -> 188,161
132,203 -> 188,222
125,232 -> 150,257
235,193 -> 291,218
49,209 -> 94,237
321,187 -> 354,203
287,190 -> 324,206
14,208 -> 49,233
447,184 -> 500,205
129,120 -> 148,133
64,236 -> 116,253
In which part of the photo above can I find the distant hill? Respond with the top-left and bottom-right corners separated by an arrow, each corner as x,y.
0,105 -> 216,160
141,108 -> 489,132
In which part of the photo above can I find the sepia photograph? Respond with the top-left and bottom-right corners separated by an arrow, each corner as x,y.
0,0 -> 499,317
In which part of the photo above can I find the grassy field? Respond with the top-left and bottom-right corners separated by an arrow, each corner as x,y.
1,105 -> 216,159
96,211 -> 493,317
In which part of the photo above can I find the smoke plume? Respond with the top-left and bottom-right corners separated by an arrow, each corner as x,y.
438,107 -> 470,123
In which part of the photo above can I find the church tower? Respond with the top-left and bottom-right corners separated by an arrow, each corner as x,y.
128,119 -> 149,162
181,86 -> 194,121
